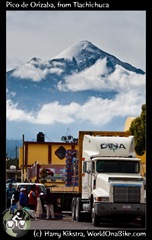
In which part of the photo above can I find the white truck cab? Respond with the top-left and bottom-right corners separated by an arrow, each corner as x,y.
72,135 -> 146,227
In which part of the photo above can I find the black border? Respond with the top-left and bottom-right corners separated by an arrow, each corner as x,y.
0,0 -> 6,214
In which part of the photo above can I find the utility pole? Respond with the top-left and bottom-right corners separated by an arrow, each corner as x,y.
22,134 -> 24,182
15,146 -> 18,181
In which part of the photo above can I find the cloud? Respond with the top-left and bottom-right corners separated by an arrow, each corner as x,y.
7,55 -> 145,133
57,60 -> 145,93
11,62 -> 63,81
7,83 -> 145,126
57,58 -> 109,92
7,100 -> 35,122
34,101 -> 79,124
11,63 -> 47,81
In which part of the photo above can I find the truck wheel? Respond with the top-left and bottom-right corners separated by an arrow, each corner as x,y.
92,207 -> 100,227
71,197 -> 76,220
75,197 -> 82,222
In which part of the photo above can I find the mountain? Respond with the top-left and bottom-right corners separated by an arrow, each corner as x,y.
54,40 -> 144,74
6,139 -> 22,158
6,41 -> 144,110
6,40 -> 145,141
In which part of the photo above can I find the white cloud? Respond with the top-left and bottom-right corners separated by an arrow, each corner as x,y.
7,83 -> 145,126
47,68 -> 63,75
74,90 -> 144,125
6,100 -> 35,122
7,58 -> 145,128
11,63 -> 63,81
57,58 -> 108,92
11,63 -> 47,81
57,60 -> 145,93
34,101 -> 79,124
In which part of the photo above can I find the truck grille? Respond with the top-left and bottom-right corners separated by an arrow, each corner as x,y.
113,186 -> 140,203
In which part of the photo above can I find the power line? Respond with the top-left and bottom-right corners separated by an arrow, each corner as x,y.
44,134 -> 54,142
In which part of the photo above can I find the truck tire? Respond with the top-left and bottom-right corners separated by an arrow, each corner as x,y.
75,197 -> 82,222
71,197 -> 76,220
92,207 -> 100,227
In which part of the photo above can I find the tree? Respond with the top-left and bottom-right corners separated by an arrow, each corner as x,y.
61,135 -> 78,143
129,104 -> 146,156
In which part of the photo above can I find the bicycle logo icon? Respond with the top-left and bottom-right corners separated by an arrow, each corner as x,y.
6,212 -> 27,230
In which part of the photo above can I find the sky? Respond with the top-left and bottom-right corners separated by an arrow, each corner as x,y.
6,11 -> 146,72
6,10 -> 146,141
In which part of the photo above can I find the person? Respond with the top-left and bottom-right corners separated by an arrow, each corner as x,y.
35,185 -> 43,218
44,188 -> 55,220
40,190 -> 45,214
6,183 -> 16,209
19,188 -> 28,208
10,194 -> 17,214
13,186 -> 21,204
10,186 -> 21,212
28,184 -> 38,211
35,185 -> 45,214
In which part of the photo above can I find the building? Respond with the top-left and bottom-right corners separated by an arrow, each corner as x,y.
19,123 -> 146,184
19,132 -> 78,185
6,169 -> 21,182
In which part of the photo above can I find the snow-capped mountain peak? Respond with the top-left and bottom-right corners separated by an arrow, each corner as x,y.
52,40 -> 144,75
53,40 -> 101,62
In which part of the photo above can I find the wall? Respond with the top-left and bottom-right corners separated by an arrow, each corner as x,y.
19,141 -> 78,183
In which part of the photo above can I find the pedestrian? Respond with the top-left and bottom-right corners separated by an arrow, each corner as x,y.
13,186 -> 21,203
35,186 -> 43,218
11,185 -> 21,210
19,188 -> 28,208
10,194 -> 17,214
44,188 -> 55,220
28,184 -> 38,211
6,183 -> 16,209
40,190 -> 45,214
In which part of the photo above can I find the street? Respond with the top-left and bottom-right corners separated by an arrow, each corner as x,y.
30,213 -> 145,230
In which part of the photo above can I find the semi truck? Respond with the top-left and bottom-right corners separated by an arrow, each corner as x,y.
25,130 -> 145,226
46,131 -> 145,226
71,132 -> 146,226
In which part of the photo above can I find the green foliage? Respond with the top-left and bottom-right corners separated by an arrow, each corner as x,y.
129,104 -> 146,155
61,135 -> 78,143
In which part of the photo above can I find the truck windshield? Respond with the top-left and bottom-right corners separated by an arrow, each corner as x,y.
96,160 -> 139,173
